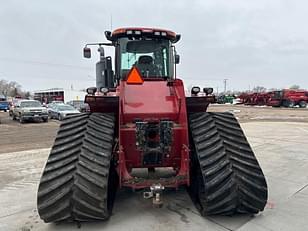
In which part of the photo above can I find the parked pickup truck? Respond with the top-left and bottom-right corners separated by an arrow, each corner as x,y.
12,100 -> 48,123
0,101 -> 9,112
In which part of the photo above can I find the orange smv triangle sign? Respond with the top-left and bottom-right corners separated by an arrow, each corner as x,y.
126,66 -> 144,84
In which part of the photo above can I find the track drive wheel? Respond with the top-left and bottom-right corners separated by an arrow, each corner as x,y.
188,112 -> 267,215
283,100 -> 295,108
299,101 -> 307,108
37,113 -> 118,223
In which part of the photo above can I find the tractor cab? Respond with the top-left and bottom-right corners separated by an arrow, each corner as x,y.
83,28 -> 180,91
272,90 -> 283,99
109,28 -> 180,81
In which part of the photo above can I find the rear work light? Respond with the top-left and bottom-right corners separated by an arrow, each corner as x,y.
203,87 -> 214,95
191,86 -> 200,96
86,87 -> 97,95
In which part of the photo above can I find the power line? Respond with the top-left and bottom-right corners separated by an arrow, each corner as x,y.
184,78 -> 224,82
110,14 -> 113,31
0,73 -> 95,83
0,57 -> 92,70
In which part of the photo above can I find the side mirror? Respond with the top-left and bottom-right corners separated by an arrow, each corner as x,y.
105,31 -> 112,41
175,54 -> 180,64
172,34 -> 181,43
83,47 -> 91,58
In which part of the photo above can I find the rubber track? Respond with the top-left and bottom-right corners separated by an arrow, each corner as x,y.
189,112 -> 267,215
37,113 -> 117,223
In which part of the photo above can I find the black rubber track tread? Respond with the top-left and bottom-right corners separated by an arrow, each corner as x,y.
188,112 -> 267,216
37,113 -> 118,223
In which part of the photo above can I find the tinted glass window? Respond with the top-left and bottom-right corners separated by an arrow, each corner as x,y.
119,38 -> 170,78
273,91 -> 283,99
57,105 -> 75,111
20,101 -> 41,107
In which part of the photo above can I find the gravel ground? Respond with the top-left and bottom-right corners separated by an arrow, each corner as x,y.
1,122 -> 308,231
1,105 -> 307,154
0,112 -> 58,154
208,104 -> 308,123
1,105 -> 308,230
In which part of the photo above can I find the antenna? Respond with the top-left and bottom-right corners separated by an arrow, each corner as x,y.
110,14 -> 113,31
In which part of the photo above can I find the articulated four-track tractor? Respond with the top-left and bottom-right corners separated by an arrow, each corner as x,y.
37,28 -> 268,223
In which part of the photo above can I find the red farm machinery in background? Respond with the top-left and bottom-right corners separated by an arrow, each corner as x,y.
239,89 -> 308,108
37,27 -> 268,223
239,92 -> 271,106
267,89 -> 308,108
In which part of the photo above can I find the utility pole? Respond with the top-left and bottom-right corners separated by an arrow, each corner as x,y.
223,79 -> 228,93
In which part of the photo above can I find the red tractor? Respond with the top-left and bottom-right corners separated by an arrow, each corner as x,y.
267,89 -> 308,108
37,28 -> 267,223
267,91 -> 283,107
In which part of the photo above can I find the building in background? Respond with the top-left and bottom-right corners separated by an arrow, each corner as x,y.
33,88 -> 86,104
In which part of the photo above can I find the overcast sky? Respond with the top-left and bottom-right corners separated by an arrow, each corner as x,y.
1,0 -> 308,92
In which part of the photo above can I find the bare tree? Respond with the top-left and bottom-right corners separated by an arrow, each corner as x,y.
289,84 -> 300,90
9,82 -> 21,97
268,88 -> 279,91
24,91 -> 31,99
0,79 -> 9,97
252,86 -> 267,93
0,79 -> 23,97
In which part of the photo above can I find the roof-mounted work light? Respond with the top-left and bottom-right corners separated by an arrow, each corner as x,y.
191,86 -> 200,96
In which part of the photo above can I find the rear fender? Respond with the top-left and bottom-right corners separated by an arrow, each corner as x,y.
186,96 -> 215,113
85,95 -> 119,113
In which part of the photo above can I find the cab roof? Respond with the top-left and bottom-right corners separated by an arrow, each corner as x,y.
106,27 -> 181,43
